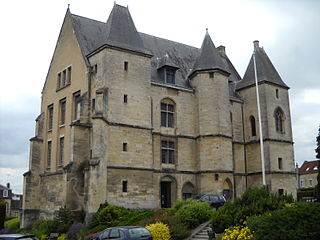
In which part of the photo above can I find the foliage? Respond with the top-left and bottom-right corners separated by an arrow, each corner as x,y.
146,222 -> 171,240
139,209 -> 189,240
67,223 -> 83,240
222,225 -> 254,240
211,187 -> 294,233
0,199 -> 6,229
57,233 -> 67,240
31,219 -> 57,237
54,206 -> 74,233
4,217 -> 20,229
247,202 -> 320,240
315,127 -> 320,200
297,187 -> 315,200
173,199 -> 212,228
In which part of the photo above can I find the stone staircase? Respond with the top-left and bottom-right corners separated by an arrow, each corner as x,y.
187,221 -> 212,240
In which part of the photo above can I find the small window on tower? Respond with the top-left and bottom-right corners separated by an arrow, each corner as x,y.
215,174 -> 219,181
124,61 -> 128,71
209,72 -> 214,78
276,89 -> 279,99
122,180 -> 128,192
278,158 -> 283,170
123,142 -> 128,152
124,94 -> 128,103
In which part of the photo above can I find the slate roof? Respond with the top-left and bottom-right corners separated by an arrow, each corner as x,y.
70,4 -> 242,98
237,41 -> 288,90
299,160 -> 319,175
190,31 -> 229,76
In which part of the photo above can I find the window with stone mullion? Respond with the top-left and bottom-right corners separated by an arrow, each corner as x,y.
161,103 -> 174,127
161,140 -> 175,164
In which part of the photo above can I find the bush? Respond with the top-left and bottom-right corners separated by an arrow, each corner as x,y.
0,199 -> 5,229
221,225 -> 254,240
146,222 -> 170,240
4,217 -> 20,229
174,200 -> 212,228
67,223 -> 83,240
139,209 -> 189,240
211,187 -> 294,233
55,206 -> 74,233
247,202 -> 320,240
57,233 -> 66,240
97,205 -> 124,227
32,219 -> 57,236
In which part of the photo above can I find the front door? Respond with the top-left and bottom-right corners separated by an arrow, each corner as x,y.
161,182 -> 171,208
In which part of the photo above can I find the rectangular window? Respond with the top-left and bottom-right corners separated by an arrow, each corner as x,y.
57,73 -> 61,88
92,98 -> 95,112
124,94 -> 128,103
300,179 -> 304,188
47,141 -> 52,168
67,66 -> 72,84
209,72 -> 214,78
166,68 -> 175,84
122,181 -> 128,192
58,137 -> 64,166
73,91 -> 81,121
124,61 -> 128,71
62,69 -> 66,86
161,140 -> 175,164
3,189 -> 8,197
309,179 -> 313,186
278,189 -> 284,195
123,142 -> 128,152
161,103 -> 174,127
278,157 -> 283,170
48,104 -> 54,131
59,98 -> 66,126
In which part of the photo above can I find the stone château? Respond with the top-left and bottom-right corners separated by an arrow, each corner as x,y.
22,4 -> 297,227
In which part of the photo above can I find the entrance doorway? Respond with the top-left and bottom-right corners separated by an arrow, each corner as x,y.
223,178 -> 233,201
161,182 -> 171,208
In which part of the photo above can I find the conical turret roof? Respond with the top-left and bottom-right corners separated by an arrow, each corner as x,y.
237,41 -> 288,90
189,31 -> 229,77
104,4 -> 151,55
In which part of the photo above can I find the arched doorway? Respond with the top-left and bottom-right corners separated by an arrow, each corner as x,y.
182,182 -> 195,200
160,175 -> 177,208
223,178 -> 233,201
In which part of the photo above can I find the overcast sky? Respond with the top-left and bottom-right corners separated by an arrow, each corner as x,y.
0,0 -> 319,194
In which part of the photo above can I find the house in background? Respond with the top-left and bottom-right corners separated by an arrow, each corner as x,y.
0,183 -> 23,217
298,160 -> 319,189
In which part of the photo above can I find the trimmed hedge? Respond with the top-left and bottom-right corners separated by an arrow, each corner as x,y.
248,202 -> 320,240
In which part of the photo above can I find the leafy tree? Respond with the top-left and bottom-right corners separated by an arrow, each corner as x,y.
315,126 -> 320,201
0,199 -> 6,229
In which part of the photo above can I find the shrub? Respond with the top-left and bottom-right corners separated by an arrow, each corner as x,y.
247,202 -> 320,240
67,223 -> 83,240
32,219 -> 57,236
97,205 -> 124,226
140,209 -> 189,240
221,225 -> 254,240
146,222 -> 170,240
4,217 -> 20,229
211,187 -> 294,233
174,200 -> 212,228
0,199 -> 5,229
55,206 -> 74,233
57,233 -> 66,240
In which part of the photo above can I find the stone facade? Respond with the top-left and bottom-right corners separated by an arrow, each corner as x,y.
22,4 -> 297,228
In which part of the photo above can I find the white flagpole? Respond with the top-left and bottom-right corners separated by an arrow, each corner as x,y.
253,41 -> 266,186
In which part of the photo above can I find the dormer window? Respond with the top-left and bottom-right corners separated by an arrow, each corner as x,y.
159,67 -> 176,84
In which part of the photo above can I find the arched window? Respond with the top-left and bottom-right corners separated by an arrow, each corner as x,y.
250,116 -> 256,136
161,98 -> 175,128
274,107 -> 285,133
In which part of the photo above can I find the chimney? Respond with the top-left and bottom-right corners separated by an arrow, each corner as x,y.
7,183 -> 10,189
253,40 -> 259,51
217,45 -> 226,55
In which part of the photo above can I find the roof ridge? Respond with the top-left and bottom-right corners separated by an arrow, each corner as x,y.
139,32 -> 199,50
71,13 -> 105,24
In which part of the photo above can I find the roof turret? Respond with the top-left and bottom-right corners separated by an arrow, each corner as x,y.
104,4 -> 151,55
189,30 -> 229,78
237,41 -> 288,90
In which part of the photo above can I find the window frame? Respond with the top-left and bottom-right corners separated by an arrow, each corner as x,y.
58,136 -> 64,167
250,115 -> 256,136
47,140 -> 52,169
274,107 -> 285,133
160,99 -> 175,128
278,157 -> 283,170
59,98 -> 66,126
161,140 -> 175,164
47,104 -> 54,131
122,180 -> 128,192
73,91 -> 81,121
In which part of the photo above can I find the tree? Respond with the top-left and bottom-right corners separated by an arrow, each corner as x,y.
315,126 -> 320,201
0,199 -> 6,229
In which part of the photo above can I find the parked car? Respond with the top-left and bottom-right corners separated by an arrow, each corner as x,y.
196,194 -> 226,209
0,234 -> 38,240
95,226 -> 152,240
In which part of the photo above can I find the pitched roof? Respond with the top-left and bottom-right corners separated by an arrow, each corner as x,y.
299,160 -> 319,175
237,41 -> 288,90
189,31 -> 229,77
70,6 -> 241,99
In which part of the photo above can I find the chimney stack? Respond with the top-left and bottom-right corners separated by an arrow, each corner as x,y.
253,40 -> 259,51
217,45 -> 226,55
7,183 -> 10,189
